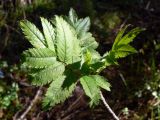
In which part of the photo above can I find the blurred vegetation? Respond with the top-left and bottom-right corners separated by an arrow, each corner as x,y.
0,0 -> 160,119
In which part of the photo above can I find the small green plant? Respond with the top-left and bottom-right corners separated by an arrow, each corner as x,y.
144,70 -> 160,119
0,83 -> 19,109
0,61 -> 19,111
20,8 -> 143,118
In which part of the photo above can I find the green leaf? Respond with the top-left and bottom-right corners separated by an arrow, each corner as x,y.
82,49 -> 101,66
116,44 -> 137,52
22,48 -> 56,68
20,20 -> 46,48
63,62 -> 81,88
88,49 -> 101,63
117,27 -> 144,45
69,8 -> 78,24
41,17 -> 56,52
103,51 -> 118,66
55,16 -> 81,64
31,62 -> 65,85
43,75 -> 75,108
92,75 -> 111,91
81,33 -> 98,50
112,25 -> 129,50
81,50 -> 92,66
68,8 -> 90,38
75,17 -> 90,38
112,26 -> 144,51
67,9 -> 97,51
114,44 -> 137,58
80,76 -> 100,106
90,61 -> 105,73
103,26 -> 144,68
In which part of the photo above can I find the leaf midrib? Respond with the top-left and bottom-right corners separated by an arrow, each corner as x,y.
24,22 -> 45,45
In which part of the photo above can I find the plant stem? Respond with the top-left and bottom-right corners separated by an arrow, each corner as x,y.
100,91 -> 119,120
16,87 -> 43,120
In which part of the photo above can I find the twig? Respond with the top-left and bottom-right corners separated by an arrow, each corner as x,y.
66,94 -> 83,113
13,110 -> 21,120
119,72 -> 127,87
60,94 -> 83,120
145,1 -> 151,10
16,87 -> 43,120
100,91 -> 119,120
154,98 -> 160,106
4,24 -> 21,35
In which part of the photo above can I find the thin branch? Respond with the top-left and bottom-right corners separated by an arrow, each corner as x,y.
60,94 -> 83,120
119,72 -> 127,87
100,91 -> 119,120
16,87 -> 43,120
66,94 -> 83,113
4,24 -> 21,35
